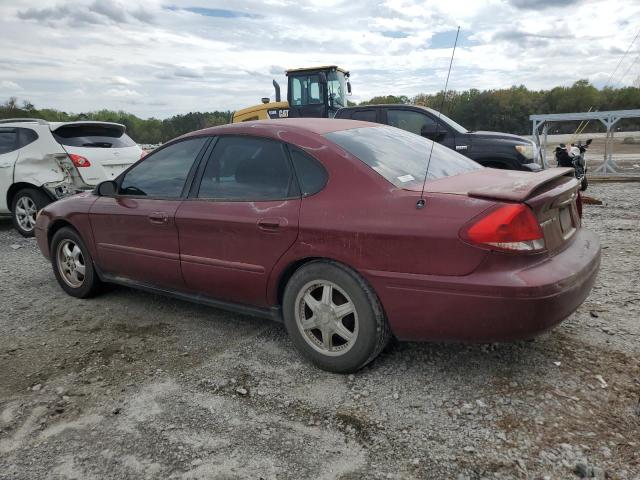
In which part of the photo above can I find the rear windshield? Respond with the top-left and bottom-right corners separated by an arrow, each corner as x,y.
53,125 -> 136,148
325,126 -> 481,188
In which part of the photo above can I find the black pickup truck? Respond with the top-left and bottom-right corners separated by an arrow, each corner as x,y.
335,104 -> 541,171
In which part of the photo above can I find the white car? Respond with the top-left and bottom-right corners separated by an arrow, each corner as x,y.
0,119 -> 143,236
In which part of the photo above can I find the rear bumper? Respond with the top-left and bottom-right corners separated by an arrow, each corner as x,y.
363,228 -> 601,342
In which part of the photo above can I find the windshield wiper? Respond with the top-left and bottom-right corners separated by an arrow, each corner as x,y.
82,142 -> 112,148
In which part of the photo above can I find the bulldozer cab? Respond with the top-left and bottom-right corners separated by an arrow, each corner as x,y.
231,65 -> 351,123
286,66 -> 350,118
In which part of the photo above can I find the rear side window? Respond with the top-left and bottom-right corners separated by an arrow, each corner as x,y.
288,146 -> 327,196
325,126 -> 481,187
119,137 -> 208,198
351,110 -> 377,122
53,125 -> 136,148
18,128 -> 39,148
197,136 -> 297,201
0,128 -> 17,155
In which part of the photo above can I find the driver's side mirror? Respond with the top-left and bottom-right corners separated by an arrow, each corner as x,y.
347,81 -> 352,95
96,180 -> 117,196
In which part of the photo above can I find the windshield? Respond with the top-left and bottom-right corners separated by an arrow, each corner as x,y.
327,70 -> 347,111
424,107 -> 468,133
325,126 -> 481,188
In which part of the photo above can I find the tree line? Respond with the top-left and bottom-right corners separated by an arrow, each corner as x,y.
359,80 -> 640,135
0,97 -> 232,145
2,80 -> 639,143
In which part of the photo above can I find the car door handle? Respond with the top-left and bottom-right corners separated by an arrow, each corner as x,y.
148,212 -> 169,225
257,218 -> 286,231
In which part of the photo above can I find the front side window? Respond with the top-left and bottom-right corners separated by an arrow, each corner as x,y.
290,75 -> 323,106
197,136 -> 297,201
119,137 -> 208,197
325,126 -> 481,188
387,110 -> 436,136
0,128 -> 17,155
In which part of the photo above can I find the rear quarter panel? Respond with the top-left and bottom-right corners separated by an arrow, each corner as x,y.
14,128 -> 67,187
266,133 -> 495,304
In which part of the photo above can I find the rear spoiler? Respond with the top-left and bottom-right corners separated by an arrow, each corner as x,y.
424,167 -> 576,203
467,168 -> 576,202
49,121 -> 126,134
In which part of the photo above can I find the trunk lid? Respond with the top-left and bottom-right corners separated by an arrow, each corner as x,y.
50,122 -> 142,186
426,168 -> 580,251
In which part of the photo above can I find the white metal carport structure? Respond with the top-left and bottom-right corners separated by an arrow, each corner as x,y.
530,109 -> 640,174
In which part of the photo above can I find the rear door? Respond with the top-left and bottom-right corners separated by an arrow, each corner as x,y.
175,135 -> 301,307
0,128 -> 19,212
89,136 -> 209,289
51,123 -> 142,186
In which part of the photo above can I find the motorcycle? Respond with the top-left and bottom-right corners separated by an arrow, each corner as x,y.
554,138 -> 591,191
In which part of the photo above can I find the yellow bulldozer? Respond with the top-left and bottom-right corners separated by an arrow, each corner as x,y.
232,66 -> 351,122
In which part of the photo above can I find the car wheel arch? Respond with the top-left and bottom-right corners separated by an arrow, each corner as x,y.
273,256 -> 384,310
7,182 -> 54,211
47,219 -> 77,248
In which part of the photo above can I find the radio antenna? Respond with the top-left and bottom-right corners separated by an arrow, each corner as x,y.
417,26 -> 460,209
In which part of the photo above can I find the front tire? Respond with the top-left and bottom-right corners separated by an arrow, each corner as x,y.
11,188 -> 50,237
50,227 -> 102,298
282,260 -> 391,373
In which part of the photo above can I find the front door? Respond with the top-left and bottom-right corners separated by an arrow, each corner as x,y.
176,135 -> 301,307
0,128 -> 19,212
386,109 -> 456,149
89,136 -> 209,289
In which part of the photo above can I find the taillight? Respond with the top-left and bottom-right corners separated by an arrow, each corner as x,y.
460,203 -> 545,253
69,154 -> 91,167
140,150 -> 147,159
576,192 -> 583,218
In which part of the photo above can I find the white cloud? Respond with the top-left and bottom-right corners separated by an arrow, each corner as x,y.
0,0 -> 639,117
0,80 -> 22,90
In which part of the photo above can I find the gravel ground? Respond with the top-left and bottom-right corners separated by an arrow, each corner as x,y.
1,183 -> 639,480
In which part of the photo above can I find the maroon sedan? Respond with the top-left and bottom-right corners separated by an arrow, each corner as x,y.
35,119 -> 600,372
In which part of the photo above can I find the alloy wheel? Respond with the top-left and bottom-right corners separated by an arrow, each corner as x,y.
15,196 -> 37,232
294,280 -> 359,356
56,239 -> 86,288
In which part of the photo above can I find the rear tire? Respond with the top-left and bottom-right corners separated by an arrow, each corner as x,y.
282,260 -> 391,373
11,188 -> 50,237
50,227 -> 102,298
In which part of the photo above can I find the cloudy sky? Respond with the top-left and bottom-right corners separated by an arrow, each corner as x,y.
1,0 -> 639,118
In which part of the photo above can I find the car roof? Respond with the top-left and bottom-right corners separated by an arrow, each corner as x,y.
186,118 -> 381,138
339,104 -> 437,114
